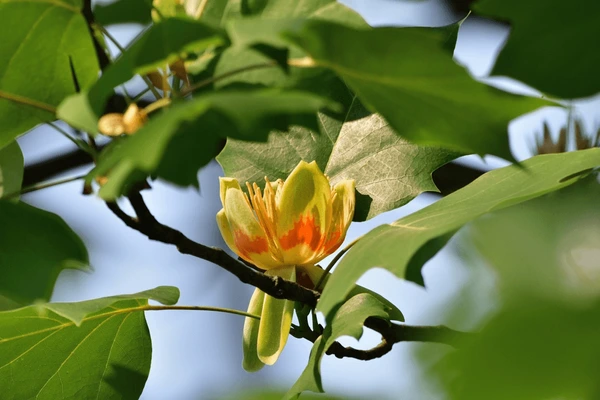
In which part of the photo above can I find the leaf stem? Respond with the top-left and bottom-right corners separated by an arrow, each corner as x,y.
3,174 -> 88,200
145,305 -> 259,319
46,122 -> 96,156
143,97 -> 171,115
96,24 -> 162,101
0,90 -> 56,114
315,237 -> 360,292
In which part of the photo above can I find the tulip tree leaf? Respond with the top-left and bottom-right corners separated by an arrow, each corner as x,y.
0,141 -> 23,200
0,201 -> 89,309
218,96 -> 458,221
474,0 -> 600,99
90,90 -> 333,200
317,148 -> 600,318
282,20 -> 551,160
0,0 -> 99,149
57,17 -> 225,133
0,286 -> 180,400
285,293 -> 391,400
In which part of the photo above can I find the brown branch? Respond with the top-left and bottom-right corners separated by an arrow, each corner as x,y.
107,190 -> 473,361
105,192 -> 320,307
292,316 -> 472,361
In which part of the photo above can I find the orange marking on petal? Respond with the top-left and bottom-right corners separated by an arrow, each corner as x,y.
279,216 -> 323,252
233,229 -> 269,259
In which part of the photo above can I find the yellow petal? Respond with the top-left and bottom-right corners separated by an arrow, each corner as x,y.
320,179 -> 355,258
216,209 -> 239,255
219,177 -> 241,208
257,266 -> 296,365
224,186 -> 279,269
242,288 -> 265,372
277,161 -> 332,265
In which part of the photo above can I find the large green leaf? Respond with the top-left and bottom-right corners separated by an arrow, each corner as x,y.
218,97 -> 458,220
0,141 -> 23,200
0,286 -> 180,400
285,293 -> 391,399
0,201 -> 89,308
57,17 -> 225,133
317,148 -> 600,318
90,90 -> 333,200
282,21 -> 551,160
474,0 -> 600,99
0,0 -> 99,149
423,178 -> 600,399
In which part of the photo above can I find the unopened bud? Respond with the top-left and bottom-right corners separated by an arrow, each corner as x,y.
98,113 -> 126,137
122,103 -> 148,134
98,103 -> 147,137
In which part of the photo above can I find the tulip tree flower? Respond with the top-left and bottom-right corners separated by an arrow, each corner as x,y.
216,160 -> 355,371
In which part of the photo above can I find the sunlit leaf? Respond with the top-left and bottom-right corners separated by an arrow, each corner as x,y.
317,149 -> 600,318
0,201 -> 89,309
475,0 -> 600,99
219,97 -> 458,220
90,90 -> 334,200
285,293 -> 391,399
282,20 -> 551,159
0,141 -> 23,200
195,0 -> 364,26
0,286 -> 180,400
0,0 -> 99,148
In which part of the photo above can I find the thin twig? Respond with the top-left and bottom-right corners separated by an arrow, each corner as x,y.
105,191 -> 474,361
96,24 -> 162,101
46,122 -> 96,156
106,193 -> 321,307
145,305 -> 259,319
3,174 -> 88,200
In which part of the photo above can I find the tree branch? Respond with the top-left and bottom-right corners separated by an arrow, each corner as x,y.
291,316 -> 472,361
106,192 -> 321,307
106,190 -> 472,361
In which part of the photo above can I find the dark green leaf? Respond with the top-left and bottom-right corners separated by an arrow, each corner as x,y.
0,0 -> 99,148
90,90 -> 334,200
219,97 -> 458,220
0,141 -> 24,200
0,286 -> 179,400
94,0 -> 154,26
0,201 -> 89,308
475,0 -> 600,99
285,293 -> 391,399
57,17 -> 226,133
317,149 -> 600,318
283,21 -> 551,159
